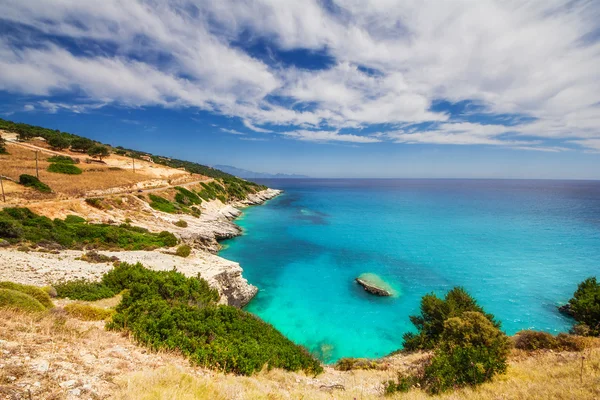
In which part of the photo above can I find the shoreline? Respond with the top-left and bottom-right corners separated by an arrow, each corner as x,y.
0,188 -> 282,308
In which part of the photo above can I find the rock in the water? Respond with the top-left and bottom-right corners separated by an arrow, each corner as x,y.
355,273 -> 397,297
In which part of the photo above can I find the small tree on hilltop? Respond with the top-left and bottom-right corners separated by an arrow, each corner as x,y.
47,134 -> 71,150
87,145 -> 110,160
0,136 -> 6,154
70,137 -> 95,153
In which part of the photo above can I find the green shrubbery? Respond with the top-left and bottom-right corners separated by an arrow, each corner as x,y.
149,194 -> 177,213
0,289 -> 47,312
566,277 -> 600,336
0,207 -> 178,250
55,262 -> 322,376
0,136 -> 7,154
55,280 -> 117,301
47,155 -> 77,164
386,288 -> 509,395
402,287 -> 499,351
47,134 -> 71,150
175,244 -> 191,257
47,163 -> 83,175
174,219 -> 188,228
0,282 -> 54,309
174,187 -> 201,205
19,174 -> 51,193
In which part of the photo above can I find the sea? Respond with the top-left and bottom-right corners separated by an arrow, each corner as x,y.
219,179 -> 600,363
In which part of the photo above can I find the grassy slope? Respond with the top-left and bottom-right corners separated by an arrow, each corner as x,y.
2,307 -> 599,400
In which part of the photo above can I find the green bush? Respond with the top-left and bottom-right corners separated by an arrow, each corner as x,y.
149,194 -> 178,213
70,137 -> 94,153
0,136 -> 7,154
64,215 -> 86,224
422,312 -> 510,394
47,163 -> 83,175
0,289 -> 46,312
87,144 -> 110,160
55,280 -> 117,301
513,330 -> 585,352
0,208 -> 178,250
402,287 -> 499,351
19,174 -> 51,193
384,374 -> 418,395
104,263 -> 322,376
175,244 -> 191,257
85,198 -> 104,209
0,282 -> 53,309
335,358 -> 380,371
47,155 -> 77,164
64,303 -> 115,321
567,277 -> 600,336
174,187 -> 201,205
174,219 -> 188,228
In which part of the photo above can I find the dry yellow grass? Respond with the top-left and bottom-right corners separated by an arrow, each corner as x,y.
1,308 -> 599,400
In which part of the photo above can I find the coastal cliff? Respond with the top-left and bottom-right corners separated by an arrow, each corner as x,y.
0,188 -> 281,307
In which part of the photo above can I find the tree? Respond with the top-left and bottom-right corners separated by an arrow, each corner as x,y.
47,134 -> 70,150
568,277 -> 600,336
423,311 -> 510,393
403,287 -> 499,351
87,145 -> 110,160
70,137 -> 95,153
0,136 -> 6,154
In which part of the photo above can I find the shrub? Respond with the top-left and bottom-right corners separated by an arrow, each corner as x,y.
513,330 -> 585,352
0,289 -> 46,312
43,286 -> 58,298
85,198 -> 104,209
80,251 -> 119,263
567,277 -> 600,336
174,219 -> 188,228
402,287 -> 499,351
64,215 -> 86,224
47,155 -> 77,164
47,163 -> 83,175
104,263 -> 322,376
175,244 -> 191,258
64,303 -> 115,321
335,358 -> 380,371
55,280 -> 117,301
0,208 -> 178,250
422,312 -> 510,394
47,134 -> 70,150
384,374 -> 418,395
0,136 -> 7,154
174,187 -> 201,205
0,282 -> 53,309
149,194 -> 177,213
19,174 -> 51,193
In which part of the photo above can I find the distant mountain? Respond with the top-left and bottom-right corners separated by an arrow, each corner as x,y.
213,165 -> 310,179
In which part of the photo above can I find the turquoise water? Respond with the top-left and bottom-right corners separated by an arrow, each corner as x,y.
220,179 -> 600,363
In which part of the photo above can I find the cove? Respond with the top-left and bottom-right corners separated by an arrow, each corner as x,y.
220,179 -> 600,363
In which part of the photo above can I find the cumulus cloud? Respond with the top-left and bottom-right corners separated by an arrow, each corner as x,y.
0,0 -> 598,147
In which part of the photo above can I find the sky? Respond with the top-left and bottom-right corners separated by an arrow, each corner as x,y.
0,0 -> 599,179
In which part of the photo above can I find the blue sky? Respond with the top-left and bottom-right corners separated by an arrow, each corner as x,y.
0,1 -> 599,178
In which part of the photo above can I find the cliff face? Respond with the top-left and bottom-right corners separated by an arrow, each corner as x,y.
0,188 -> 281,308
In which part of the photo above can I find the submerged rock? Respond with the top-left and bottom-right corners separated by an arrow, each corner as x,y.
355,273 -> 395,297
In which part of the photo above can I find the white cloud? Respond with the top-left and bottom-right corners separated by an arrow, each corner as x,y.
220,128 -> 245,135
0,0 -> 598,148
23,104 -> 35,111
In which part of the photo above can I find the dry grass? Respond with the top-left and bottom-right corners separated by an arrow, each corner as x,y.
1,307 -> 599,400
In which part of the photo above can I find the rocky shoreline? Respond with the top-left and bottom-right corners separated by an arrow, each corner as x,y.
0,188 -> 282,308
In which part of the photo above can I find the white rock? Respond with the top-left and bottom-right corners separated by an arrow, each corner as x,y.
60,380 -> 77,388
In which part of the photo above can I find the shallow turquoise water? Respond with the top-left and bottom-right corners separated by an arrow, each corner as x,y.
220,179 -> 600,363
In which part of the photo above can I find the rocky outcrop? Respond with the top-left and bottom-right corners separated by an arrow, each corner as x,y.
355,278 -> 392,296
236,188 -> 283,207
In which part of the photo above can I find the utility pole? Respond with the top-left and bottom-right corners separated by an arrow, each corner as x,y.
132,156 -> 135,173
35,151 -> 39,178
0,175 -> 5,202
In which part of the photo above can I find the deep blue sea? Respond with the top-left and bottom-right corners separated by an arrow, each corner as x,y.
220,179 -> 600,363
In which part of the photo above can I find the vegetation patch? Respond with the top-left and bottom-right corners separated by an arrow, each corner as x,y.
149,194 -> 178,213
85,198 -> 105,209
55,280 -> 117,301
64,303 -> 115,321
56,262 -> 322,376
47,163 -> 83,175
513,330 -> 585,352
0,282 -> 54,309
335,358 -> 382,371
175,244 -> 191,258
0,207 -> 178,250
565,277 -> 600,336
80,251 -> 120,264
0,288 -> 46,312
174,219 -> 188,228
175,187 -> 201,205
47,155 -> 77,164
19,174 -> 51,193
